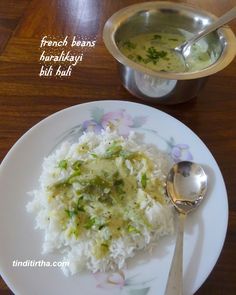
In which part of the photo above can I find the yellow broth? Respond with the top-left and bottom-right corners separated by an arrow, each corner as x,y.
118,32 -> 213,73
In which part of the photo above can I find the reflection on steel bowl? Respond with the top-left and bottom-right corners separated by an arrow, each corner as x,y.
103,1 -> 236,104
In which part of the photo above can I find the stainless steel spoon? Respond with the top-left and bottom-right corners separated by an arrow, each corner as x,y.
175,6 -> 236,63
164,161 -> 207,295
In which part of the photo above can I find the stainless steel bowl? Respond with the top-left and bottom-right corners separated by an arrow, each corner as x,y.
103,1 -> 236,104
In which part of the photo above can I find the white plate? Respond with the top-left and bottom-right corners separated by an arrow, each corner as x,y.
0,100 -> 228,295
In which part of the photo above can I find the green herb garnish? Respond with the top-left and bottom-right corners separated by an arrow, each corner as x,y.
104,143 -> 122,158
122,40 -> 136,50
112,171 -> 119,178
58,160 -> 68,169
141,173 -> 148,189
114,178 -> 125,196
72,160 -> 83,171
127,225 -> 140,234
84,217 -> 96,229
120,150 -> 138,160
76,197 -> 85,212
98,224 -> 107,230
146,47 -> 167,63
114,179 -> 124,186
152,34 -> 162,40
136,55 -> 143,62
67,171 -> 81,184
65,209 -> 77,219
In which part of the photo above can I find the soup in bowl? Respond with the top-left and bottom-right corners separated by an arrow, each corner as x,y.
103,2 -> 236,104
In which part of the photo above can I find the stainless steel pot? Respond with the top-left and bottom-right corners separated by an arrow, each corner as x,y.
103,1 -> 236,104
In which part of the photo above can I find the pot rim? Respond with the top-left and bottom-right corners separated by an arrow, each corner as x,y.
103,1 -> 236,80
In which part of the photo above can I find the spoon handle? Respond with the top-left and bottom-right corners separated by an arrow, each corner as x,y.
187,6 -> 236,48
165,213 -> 186,295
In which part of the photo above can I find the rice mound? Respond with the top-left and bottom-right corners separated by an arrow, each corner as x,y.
27,128 -> 174,276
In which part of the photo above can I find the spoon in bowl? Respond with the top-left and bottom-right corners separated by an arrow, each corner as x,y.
174,6 -> 236,68
164,161 -> 207,295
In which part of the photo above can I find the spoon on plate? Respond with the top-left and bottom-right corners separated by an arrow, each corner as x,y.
164,161 -> 207,295
175,6 -> 236,67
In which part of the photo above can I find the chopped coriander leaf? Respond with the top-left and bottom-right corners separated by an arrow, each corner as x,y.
67,226 -> 79,238
65,209 -> 77,218
168,38 -> 178,41
136,55 -> 143,62
114,179 -> 124,186
122,40 -> 136,50
84,217 -> 96,229
76,197 -> 85,212
58,160 -> 68,169
106,143 -> 121,153
67,171 -> 81,184
152,34 -> 162,40
119,150 -> 138,160
76,190 -> 83,195
52,181 -> 70,190
104,144 -> 122,158
72,160 -> 83,171
141,173 -> 148,189
146,47 -> 167,62
127,225 -> 140,234
98,224 -> 107,230
77,206 -> 85,212
91,153 -> 98,158
113,171 -> 119,178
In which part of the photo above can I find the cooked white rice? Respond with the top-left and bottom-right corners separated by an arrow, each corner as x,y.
27,128 -> 174,276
